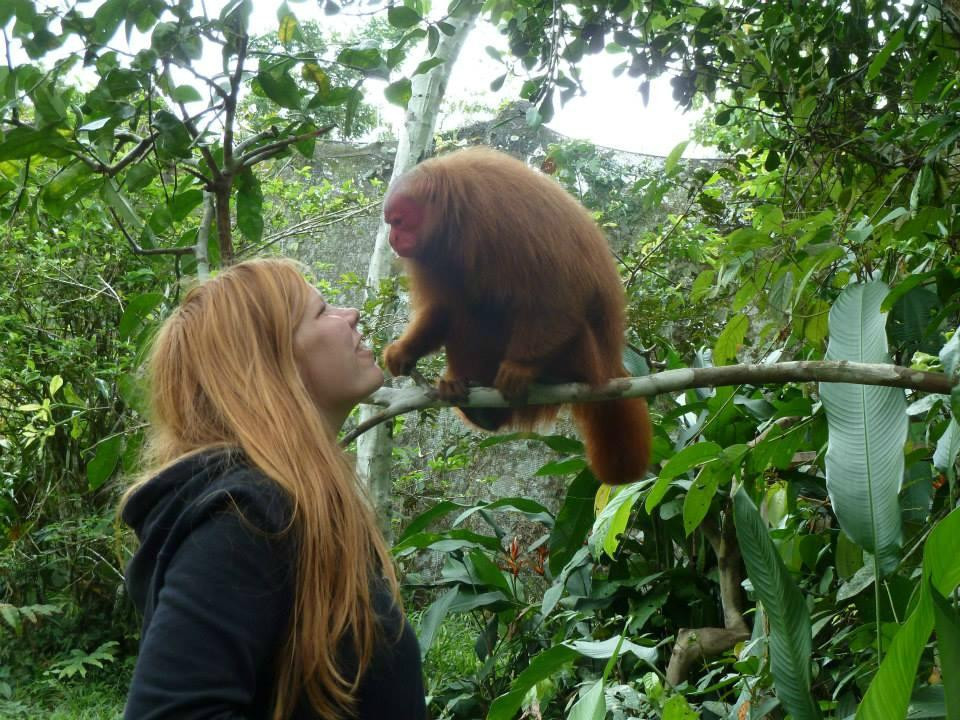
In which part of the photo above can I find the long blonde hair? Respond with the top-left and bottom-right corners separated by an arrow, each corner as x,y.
122,258 -> 397,719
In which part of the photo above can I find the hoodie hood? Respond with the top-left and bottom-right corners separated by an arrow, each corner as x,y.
122,450 -> 289,617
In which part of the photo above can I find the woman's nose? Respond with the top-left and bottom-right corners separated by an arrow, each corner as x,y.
333,307 -> 360,327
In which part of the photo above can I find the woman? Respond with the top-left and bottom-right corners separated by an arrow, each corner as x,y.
120,258 -> 426,720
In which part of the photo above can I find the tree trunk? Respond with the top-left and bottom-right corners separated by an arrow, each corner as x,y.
356,2 -> 482,541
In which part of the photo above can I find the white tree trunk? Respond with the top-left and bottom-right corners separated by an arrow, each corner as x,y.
357,3 -> 481,540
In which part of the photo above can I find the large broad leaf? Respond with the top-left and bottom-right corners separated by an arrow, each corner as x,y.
486,645 -> 580,720
590,481 -> 648,560
820,282 -> 906,575
567,679 -> 605,720
87,435 -> 124,491
857,508 -> 960,720
734,488 -> 821,720
930,581 -> 960,717
417,587 -> 458,659
548,470 -> 598,575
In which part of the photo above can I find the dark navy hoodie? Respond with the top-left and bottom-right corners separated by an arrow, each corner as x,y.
122,451 -> 426,720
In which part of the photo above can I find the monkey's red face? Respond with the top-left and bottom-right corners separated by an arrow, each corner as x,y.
384,188 -> 428,258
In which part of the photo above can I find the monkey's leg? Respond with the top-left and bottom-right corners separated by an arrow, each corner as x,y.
495,311 -> 581,400
383,305 -> 449,378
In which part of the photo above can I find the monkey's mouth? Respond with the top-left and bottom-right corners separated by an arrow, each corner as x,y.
388,232 -> 418,258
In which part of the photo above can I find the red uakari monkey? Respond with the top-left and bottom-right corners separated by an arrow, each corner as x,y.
382,147 -> 651,485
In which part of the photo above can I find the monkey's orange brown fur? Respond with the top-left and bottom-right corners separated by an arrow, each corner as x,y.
382,147 -> 651,485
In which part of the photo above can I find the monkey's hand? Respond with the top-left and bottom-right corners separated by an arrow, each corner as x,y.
494,360 -> 536,402
383,341 -> 419,378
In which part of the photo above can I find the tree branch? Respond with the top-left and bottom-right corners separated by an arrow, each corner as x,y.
235,126 -> 334,169
340,360 -> 950,446
108,208 -> 196,257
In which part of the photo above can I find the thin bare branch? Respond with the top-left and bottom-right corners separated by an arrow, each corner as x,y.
340,360 -> 950,446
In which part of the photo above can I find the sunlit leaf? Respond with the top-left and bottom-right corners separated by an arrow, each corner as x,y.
384,77 -> 412,108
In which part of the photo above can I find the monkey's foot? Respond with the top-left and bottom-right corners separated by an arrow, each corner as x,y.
494,361 -> 535,402
383,341 -> 417,377
436,377 -> 470,402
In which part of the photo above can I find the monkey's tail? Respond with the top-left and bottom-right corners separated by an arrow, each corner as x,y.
572,397 -> 652,485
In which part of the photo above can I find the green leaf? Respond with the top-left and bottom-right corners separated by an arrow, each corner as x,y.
542,547 -> 589,616
939,327 -> 960,381
930,580 -> 960,716
152,110 -> 192,158
880,272 -> 932,312
398,500 -> 463,542
568,636 -> 657,665
49,375 -> 63,397
452,497 -> 553,528
764,148 -> 780,172
417,587 -> 458,658
384,77 -> 412,108
645,442 -> 722,514
888,287 -> 941,356
387,6 -> 422,28
535,456 -> 586,476
119,292 -> 163,339
820,282 -> 905,575
277,5 -> 299,45
337,47 -> 385,72
0,126 -> 69,161
913,58 -> 942,104
467,549 -> 512,596
934,419 -> 960,472
664,140 -> 688,175
487,645 -> 580,720
169,189 -> 203,221
682,463 -> 723,536
0,604 -> 20,632
866,28 -> 905,81
836,531 -> 864,580
256,69 -> 302,110
87,435 -> 123,491
591,482 -> 647,559
734,488 -> 821,720
857,508 -> 960,720
124,163 -> 158,192
713,314 -> 749,365
42,162 -> 95,204
236,168 -> 263,243
548,470 -> 599,575
567,679 -> 605,720
413,57 -> 444,76
662,695 -> 699,720
344,81 -> 362,134
392,529 -> 502,556
170,84 -> 203,103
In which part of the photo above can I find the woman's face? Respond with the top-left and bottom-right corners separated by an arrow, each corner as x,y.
293,288 -> 383,426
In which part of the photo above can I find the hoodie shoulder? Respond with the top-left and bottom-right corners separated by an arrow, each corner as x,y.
122,451 -> 293,539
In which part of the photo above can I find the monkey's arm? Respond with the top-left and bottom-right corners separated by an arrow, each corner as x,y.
383,303 -> 449,378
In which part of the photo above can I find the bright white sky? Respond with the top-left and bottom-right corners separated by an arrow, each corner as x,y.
301,5 -> 712,158
6,0 -> 711,157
